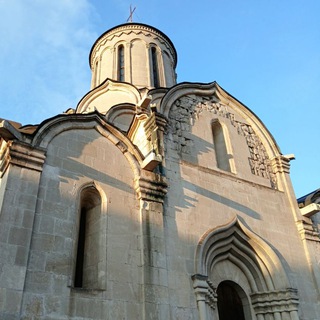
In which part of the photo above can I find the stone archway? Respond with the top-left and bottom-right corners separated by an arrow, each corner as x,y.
193,217 -> 299,320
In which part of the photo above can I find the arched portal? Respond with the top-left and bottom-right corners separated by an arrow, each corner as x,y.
192,217 -> 299,320
217,281 -> 246,320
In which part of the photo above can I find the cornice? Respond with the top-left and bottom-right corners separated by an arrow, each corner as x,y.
0,139 -> 46,176
270,155 -> 291,174
134,170 -> 167,203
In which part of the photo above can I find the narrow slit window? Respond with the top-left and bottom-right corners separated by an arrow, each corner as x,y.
74,186 -> 103,289
118,45 -> 125,81
151,47 -> 159,87
74,208 -> 87,288
212,120 -> 233,172
94,60 -> 99,86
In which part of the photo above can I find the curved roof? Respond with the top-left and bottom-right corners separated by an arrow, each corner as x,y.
297,188 -> 320,206
89,22 -> 178,69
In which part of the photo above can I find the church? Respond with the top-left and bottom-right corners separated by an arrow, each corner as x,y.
0,22 -> 319,319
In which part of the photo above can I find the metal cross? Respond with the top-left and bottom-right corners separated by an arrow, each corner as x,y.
127,5 -> 136,23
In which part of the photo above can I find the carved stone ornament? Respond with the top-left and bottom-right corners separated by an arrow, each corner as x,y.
169,95 -> 277,189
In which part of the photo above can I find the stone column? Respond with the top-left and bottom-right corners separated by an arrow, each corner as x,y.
289,310 -> 300,320
192,275 -> 209,320
192,274 -> 218,320
251,288 -> 299,320
0,140 -> 45,319
135,169 -> 169,320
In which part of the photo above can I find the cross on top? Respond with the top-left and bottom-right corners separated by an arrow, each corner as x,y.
127,5 -> 136,23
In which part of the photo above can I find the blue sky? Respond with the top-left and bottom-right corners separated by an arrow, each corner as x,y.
0,0 -> 319,198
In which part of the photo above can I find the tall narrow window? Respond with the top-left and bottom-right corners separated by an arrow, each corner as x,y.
94,60 -> 99,87
74,186 -> 104,289
151,47 -> 159,87
74,207 -> 87,287
212,120 -> 234,172
118,45 -> 125,81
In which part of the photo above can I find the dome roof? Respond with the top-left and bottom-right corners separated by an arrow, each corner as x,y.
89,22 -> 177,70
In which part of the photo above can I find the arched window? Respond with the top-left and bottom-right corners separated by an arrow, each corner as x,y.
151,47 -> 159,87
217,281 -> 246,320
212,120 -> 234,172
117,45 -> 125,81
74,186 -> 105,289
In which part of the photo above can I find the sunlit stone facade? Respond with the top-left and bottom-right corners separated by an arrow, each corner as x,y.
0,22 -> 319,320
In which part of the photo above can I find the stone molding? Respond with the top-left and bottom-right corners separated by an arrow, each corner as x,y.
271,155 -> 291,174
153,111 -> 167,132
0,139 -> 45,176
0,138 -> 11,177
195,217 -> 294,291
0,119 -> 23,141
192,274 -> 217,320
128,112 -> 164,171
297,218 -> 320,242
134,170 -> 167,203
251,288 -> 299,316
192,274 -> 217,307
180,159 -> 278,192
76,79 -> 142,114
193,218 -> 300,319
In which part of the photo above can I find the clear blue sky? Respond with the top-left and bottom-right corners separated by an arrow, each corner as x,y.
0,0 -> 319,198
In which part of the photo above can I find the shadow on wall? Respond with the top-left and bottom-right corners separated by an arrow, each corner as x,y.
164,129 -> 261,220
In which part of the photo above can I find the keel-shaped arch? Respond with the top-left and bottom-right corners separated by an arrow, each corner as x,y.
193,217 -> 299,320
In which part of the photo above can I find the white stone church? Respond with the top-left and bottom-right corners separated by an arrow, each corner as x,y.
0,22 -> 319,319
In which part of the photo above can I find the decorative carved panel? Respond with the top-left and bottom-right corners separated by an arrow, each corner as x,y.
168,95 -> 277,188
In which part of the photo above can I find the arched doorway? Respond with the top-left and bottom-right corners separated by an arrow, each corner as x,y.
193,218 -> 300,320
217,281 -> 246,320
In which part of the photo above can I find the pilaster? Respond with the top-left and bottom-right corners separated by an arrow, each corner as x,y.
296,216 -> 320,299
135,169 -> 169,319
0,140 -> 46,319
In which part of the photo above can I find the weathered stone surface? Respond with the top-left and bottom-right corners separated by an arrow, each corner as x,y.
0,22 -> 319,320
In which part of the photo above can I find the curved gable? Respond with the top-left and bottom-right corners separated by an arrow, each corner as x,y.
160,81 -> 282,188
31,112 -> 142,178
76,79 -> 142,115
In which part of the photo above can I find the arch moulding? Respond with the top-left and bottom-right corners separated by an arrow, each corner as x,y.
192,217 -> 299,320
